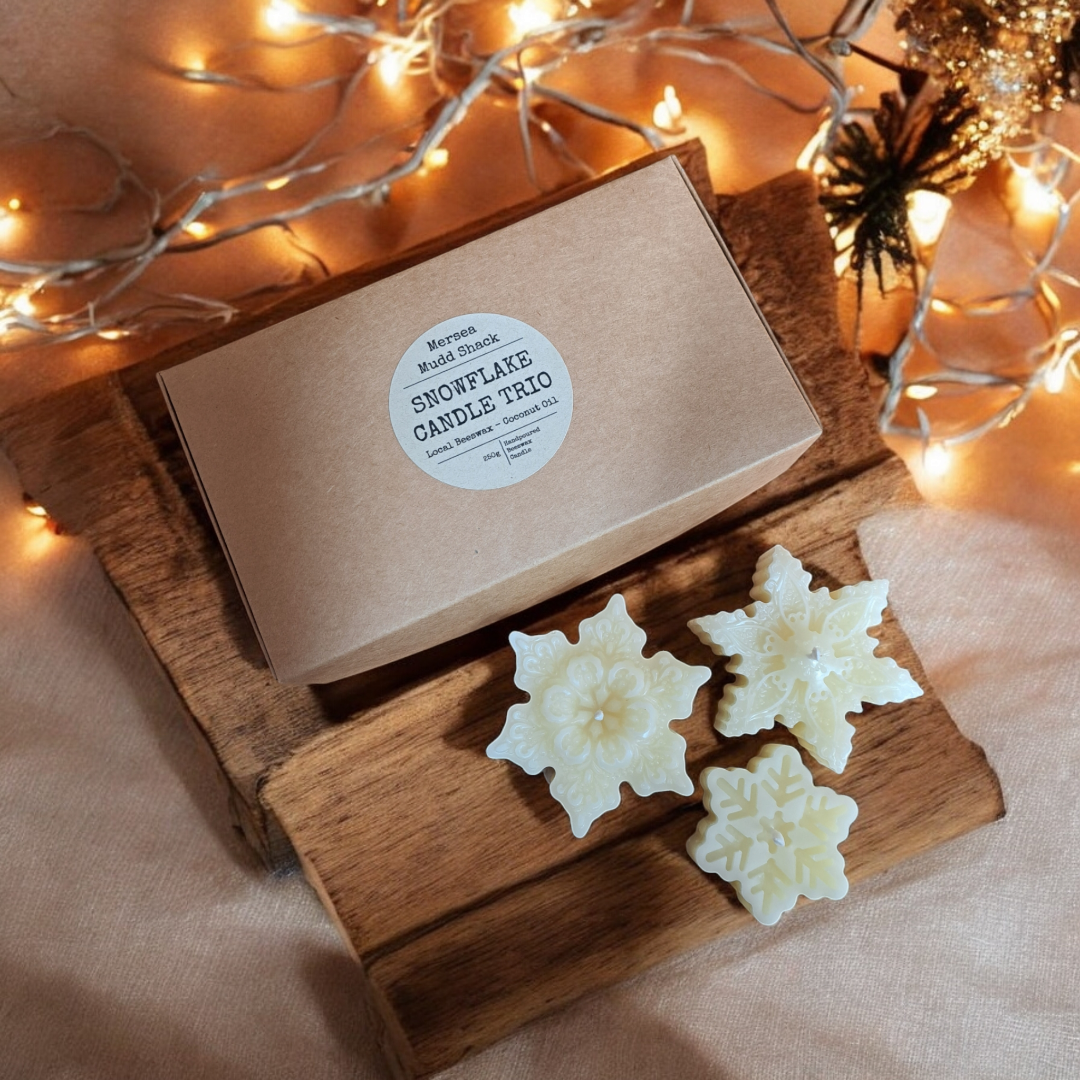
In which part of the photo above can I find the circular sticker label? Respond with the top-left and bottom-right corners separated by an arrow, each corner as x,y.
388,313 -> 574,491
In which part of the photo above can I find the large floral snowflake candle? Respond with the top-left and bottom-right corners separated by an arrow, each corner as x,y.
688,743 -> 858,925
688,545 -> 922,773
487,594 -> 711,838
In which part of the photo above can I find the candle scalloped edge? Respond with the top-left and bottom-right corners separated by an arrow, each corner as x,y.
688,545 -> 923,773
687,743 -> 859,925
487,593 -> 711,838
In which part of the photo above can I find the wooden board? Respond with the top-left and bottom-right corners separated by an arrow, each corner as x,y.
261,454 -> 1003,1078
0,140 -> 1004,1078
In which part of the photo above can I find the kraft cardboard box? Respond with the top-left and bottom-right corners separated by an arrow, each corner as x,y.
159,157 -> 821,684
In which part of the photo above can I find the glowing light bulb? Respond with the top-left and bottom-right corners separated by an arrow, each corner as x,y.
22,494 -> 62,540
7,197 -> 21,211
831,223 -> 856,276
1045,363 -> 1067,394
652,85 -> 684,134
183,221 -> 211,240
907,190 -> 951,248
509,0 -> 553,39
12,293 -> 35,317
377,49 -> 406,87
264,0 -> 300,32
1013,167 -> 1061,217
422,147 -> 449,171
265,176 -> 290,191
930,298 -> 957,315
922,443 -> 951,478
98,328 -> 128,341
796,118 -> 831,174
906,384 -> 938,400
1049,328 -> 1080,393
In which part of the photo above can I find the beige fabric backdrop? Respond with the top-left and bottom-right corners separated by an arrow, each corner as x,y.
2,419 -> 1079,1079
1,1 -> 1078,1074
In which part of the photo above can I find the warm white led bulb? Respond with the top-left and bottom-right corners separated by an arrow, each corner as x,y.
906,190 -> 951,248
264,0 -> 300,33
1045,363 -> 1067,394
509,0 -> 553,39
422,147 -> 449,171
905,384 -> 938,401
1018,171 -> 1061,216
923,443 -> 951,477
377,49 -> 406,87
652,85 -> 684,133
796,118 -> 831,174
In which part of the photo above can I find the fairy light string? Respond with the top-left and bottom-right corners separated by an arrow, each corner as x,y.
848,0 -> 1080,467
0,0 -> 1077,465
0,0 -> 837,346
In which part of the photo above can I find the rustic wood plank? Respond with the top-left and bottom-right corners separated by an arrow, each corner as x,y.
709,175 -> 888,521
261,455 -> 915,956
262,454 -> 1003,1077
368,705 -> 1001,1078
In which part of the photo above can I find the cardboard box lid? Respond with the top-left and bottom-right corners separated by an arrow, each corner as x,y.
159,158 -> 820,683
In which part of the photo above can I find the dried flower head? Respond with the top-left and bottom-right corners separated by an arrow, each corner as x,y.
820,82 -> 982,297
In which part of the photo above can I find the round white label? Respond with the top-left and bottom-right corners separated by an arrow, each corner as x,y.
388,313 -> 573,491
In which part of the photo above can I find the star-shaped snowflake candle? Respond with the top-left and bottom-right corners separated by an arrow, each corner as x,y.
487,594 -> 711,838
688,743 -> 858,925
688,545 -> 922,773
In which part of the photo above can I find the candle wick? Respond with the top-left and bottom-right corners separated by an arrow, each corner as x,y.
771,829 -> 785,847
593,710 -> 604,723
808,647 -> 820,662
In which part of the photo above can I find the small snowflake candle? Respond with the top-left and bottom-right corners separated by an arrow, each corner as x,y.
688,743 -> 858,925
487,594 -> 711,838
688,545 -> 922,772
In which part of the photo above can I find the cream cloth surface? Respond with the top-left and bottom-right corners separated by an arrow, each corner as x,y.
1,443 -> 1078,1080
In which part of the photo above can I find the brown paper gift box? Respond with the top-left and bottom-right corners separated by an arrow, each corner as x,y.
158,157 -> 821,684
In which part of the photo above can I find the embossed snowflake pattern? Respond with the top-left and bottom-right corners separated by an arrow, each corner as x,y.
688,743 -> 858,925
688,545 -> 922,773
487,594 -> 712,838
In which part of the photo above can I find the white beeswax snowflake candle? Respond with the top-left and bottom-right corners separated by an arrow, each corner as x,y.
688,743 -> 858,925
487,594 -> 711,838
688,545 -> 922,773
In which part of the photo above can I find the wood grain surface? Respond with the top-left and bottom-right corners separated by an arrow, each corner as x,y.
262,454 -> 1004,1077
0,141 -> 1004,1079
